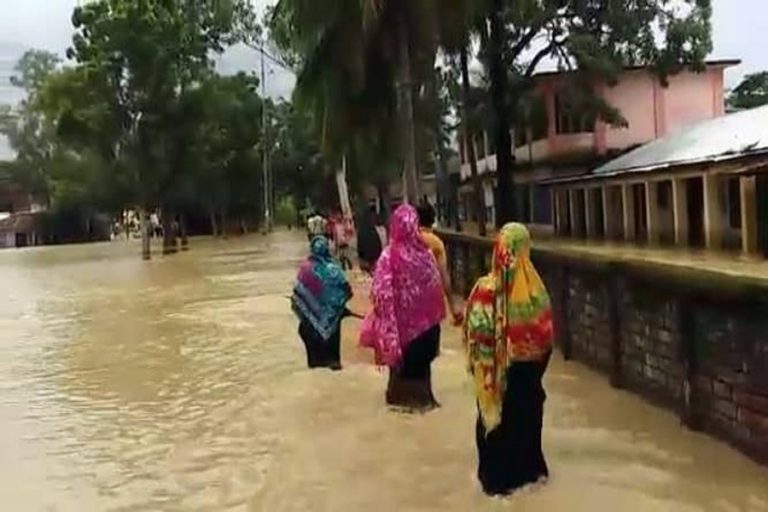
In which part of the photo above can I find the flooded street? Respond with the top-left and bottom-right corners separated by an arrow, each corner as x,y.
2,231 -> 768,511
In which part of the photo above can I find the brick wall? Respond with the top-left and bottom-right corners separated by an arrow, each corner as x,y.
441,230 -> 768,465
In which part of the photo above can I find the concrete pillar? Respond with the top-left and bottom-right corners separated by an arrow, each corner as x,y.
741,176 -> 759,256
474,135 -> 482,160
622,184 -> 636,242
672,178 -> 689,246
703,173 -> 723,250
646,181 -> 661,245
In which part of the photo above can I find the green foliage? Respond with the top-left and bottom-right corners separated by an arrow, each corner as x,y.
728,72 -> 768,110
274,196 -> 297,226
0,0 -> 293,244
9,50 -> 61,93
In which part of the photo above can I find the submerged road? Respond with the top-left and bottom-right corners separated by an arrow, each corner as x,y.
1,231 -> 767,511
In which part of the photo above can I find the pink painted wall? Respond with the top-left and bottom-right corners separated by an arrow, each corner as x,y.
662,69 -> 722,134
601,70 -> 658,151
457,63 -> 736,179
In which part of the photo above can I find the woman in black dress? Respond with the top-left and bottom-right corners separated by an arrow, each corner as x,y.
291,236 -> 352,370
462,223 -> 554,495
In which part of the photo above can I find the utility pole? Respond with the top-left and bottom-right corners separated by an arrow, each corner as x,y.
261,44 -> 272,232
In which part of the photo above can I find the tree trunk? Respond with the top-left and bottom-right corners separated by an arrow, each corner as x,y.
162,210 -> 177,255
140,208 -> 151,260
220,209 -> 227,239
397,20 -> 420,203
427,70 -> 451,226
460,47 -> 487,236
450,173 -> 462,231
336,156 -> 353,218
488,0 -> 515,228
434,140 -> 451,226
122,211 -> 129,241
180,213 -> 189,251
377,182 -> 391,221
210,210 -> 219,237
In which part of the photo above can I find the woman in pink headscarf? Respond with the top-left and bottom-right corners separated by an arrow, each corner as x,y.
360,204 -> 446,411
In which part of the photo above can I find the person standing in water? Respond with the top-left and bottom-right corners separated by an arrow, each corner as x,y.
306,211 -> 327,241
291,236 -> 353,370
356,205 -> 383,275
417,203 -> 463,323
360,204 -> 445,411
462,223 -> 554,495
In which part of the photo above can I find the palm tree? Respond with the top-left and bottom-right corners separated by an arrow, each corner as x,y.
435,0 -> 490,234
360,0 -> 442,203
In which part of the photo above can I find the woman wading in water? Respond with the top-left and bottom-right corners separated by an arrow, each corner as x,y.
360,204 -> 445,411
291,236 -> 352,370
463,223 -> 554,495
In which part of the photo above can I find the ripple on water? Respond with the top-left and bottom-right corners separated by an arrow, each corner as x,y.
3,233 -> 768,511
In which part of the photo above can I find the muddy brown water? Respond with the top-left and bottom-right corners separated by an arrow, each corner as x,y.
1,231 -> 768,511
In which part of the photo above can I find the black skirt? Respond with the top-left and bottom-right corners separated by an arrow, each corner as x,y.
298,321 -> 342,370
475,351 -> 551,495
386,324 -> 440,410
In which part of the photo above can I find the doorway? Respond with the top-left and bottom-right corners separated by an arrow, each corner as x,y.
632,184 -> 647,243
686,177 -> 705,248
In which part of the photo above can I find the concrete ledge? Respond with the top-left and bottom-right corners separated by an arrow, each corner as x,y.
437,228 -> 768,300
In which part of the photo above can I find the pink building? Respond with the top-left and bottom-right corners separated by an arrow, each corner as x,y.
457,60 -> 740,229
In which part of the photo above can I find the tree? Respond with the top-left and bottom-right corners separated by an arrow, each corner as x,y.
65,0 -> 256,258
9,50 -> 61,92
0,51 -> 132,243
479,0 -> 712,227
728,72 -> 768,110
0,50 -> 63,203
267,0 -> 400,214
359,1 -> 444,203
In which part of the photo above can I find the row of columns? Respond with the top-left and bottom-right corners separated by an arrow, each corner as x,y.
554,173 -> 761,257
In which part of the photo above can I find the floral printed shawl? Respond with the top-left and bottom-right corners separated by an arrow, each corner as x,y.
463,223 -> 553,432
292,236 -> 352,340
360,204 -> 445,367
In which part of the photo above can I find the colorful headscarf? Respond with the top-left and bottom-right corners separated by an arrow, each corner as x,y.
292,236 -> 352,340
463,223 -> 553,432
360,204 -> 445,367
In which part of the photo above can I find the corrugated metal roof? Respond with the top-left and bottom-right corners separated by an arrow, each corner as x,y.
591,105 -> 768,177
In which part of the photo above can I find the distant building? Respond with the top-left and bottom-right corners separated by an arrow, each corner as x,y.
549,105 -> 768,257
0,180 -> 44,249
454,60 -> 740,231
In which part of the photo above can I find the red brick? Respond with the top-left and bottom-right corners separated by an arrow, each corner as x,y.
738,408 -> 768,436
695,376 -> 713,394
714,398 -> 737,420
713,380 -> 732,399
734,391 -> 768,415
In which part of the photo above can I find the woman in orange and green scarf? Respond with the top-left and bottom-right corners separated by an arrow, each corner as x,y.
462,223 -> 554,496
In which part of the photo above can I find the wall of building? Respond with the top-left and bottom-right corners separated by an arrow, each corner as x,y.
602,70 -> 658,150
0,231 -> 14,248
458,64 -> 733,185
441,231 -> 768,466
663,69 -> 723,134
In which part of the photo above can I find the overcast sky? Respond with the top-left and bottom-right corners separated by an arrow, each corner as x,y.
0,0 -> 766,94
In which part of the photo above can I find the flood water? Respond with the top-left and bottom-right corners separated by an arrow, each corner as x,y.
2,231 -> 768,511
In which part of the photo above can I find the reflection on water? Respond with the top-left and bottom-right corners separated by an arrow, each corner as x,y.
1,232 -> 767,511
